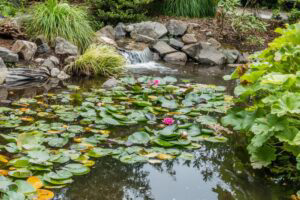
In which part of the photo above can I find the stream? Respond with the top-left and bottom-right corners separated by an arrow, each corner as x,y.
0,62 -> 296,200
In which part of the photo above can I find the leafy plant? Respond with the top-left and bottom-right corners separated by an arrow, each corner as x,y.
288,8 -> 300,22
0,0 -> 18,17
66,45 -> 125,77
222,23 -> 300,174
246,35 -> 265,46
87,0 -> 153,25
161,0 -> 218,18
217,0 -> 240,32
26,0 -> 94,51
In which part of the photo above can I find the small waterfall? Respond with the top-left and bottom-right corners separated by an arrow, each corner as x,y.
120,47 -> 154,64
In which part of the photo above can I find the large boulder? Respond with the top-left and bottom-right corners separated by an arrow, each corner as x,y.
12,40 -> 37,61
182,43 -> 202,58
0,57 -> 8,85
182,34 -> 197,44
197,42 -> 226,65
164,52 -> 187,65
0,47 -> 19,63
169,38 -> 184,50
152,41 -> 177,56
55,37 -> 78,56
130,22 -> 168,42
166,20 -> 187,36
114,23 -> 127,40
97,25 -> 116,40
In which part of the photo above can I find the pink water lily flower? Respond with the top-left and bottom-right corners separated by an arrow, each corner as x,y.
162,118 -> 175,125
153,80 -> 160,86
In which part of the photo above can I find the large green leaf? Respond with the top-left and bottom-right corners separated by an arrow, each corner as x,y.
127,132 -> 150,144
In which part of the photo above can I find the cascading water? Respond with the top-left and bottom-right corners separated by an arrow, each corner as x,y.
119,48 -> 177,73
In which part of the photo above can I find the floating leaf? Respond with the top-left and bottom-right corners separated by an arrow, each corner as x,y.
128,132 -> 150,144
37,189 -> 55,200
63,164 -> 90,175
27,176 -> 43,189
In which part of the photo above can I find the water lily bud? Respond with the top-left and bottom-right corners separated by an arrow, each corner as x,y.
181,131 -> 188,139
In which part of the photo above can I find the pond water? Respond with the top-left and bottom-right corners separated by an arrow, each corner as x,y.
0,63 -> 295,200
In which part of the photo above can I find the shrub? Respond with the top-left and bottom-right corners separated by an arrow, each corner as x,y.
26,0 -> 94,51
222,23 -> 300,177
0,0 -> 18,17
162,0 -> 218,18
66,45 -> 126,77
87,0 -> 154,25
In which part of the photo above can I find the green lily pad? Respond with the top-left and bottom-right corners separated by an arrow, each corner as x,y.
128,132 -> 150,144
63,164 -> 90,175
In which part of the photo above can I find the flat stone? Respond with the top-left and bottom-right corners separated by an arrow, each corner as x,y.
12,40 -> 37,61
182,34 -> 197,44
95,35 -> 118,47
164,52 -> 187,65
182,43 -> 202,58
207,38 -> 222,49
97,25 -> 116,40
152,41 -> 177,56
35,58 -> 45,64
130,21 -> 168,41
50,68 -> 60,77
0,47 -> 19,63
166,20 -> 187,36
169,38 -> 184,50
134,34 -> 156,43
55,37 -> 78,56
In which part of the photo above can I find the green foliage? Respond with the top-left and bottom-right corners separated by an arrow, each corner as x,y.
288,8 -> 300,22
222,23 -> 300,172
26,0 -> 94,51
87,0 -> 153,25
67,45 -> 125,77
0,0 -> 18,17
162,0 -> 218,18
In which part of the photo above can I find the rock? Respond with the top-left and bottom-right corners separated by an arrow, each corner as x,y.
102,78 -> 118,89
95,35 -> 118,47
182,34 -> 197,44
49,56 -> 60,65
166,20 -> 187,36
152,41 -> 177,56
12,40 -> 37,61
50,68 -> 60,77
182,43 -> 202,58
134,34 -> 156,43
169,38 -> 184,50
35,58 -> 45,64
223,49 -> 240,64
125,24 -> 135,33
197,42 -> 226,65
35,35 -> 50,54
42,59 -> 55,70
64,56 -> 77,65
164,52 -> 187,65
55,37 -> 78,56
115,23 -> 127,40
0,47 -> 19,63
0,57 -> 8,85
130,21 -> 168,41
207,38 -> 222,49
206,31 -> 213,37
57,71 -> 70,80
153,53 -> 160,61
97,25 -> 116,40
237,53 -> 249,64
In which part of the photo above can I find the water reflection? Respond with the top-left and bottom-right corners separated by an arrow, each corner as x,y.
54,137 -> 291,200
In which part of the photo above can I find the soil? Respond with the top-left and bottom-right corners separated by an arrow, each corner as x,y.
155,16 -> 284,53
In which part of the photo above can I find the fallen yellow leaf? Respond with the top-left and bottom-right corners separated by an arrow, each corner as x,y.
156,154 -> 174,160
99,130 -> 111,135
0,155 -> 9,163
0,170 -> 9,176
21,116 -> 34,122
19,108 -> 29,112
73,138 -> 82,143
27,176 -> 43,189
37,189 -> 54,200
81,160 -> 95,167
47,130 -> 64,134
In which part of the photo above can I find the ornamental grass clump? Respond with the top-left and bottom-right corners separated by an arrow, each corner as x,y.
67,45 -> 126,77
26,0 -> 94,51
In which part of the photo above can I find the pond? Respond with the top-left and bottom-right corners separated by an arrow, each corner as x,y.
0,63 -> 296,200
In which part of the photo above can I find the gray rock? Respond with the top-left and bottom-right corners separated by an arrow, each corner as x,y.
55,37 -> 78,56
115,23 -> 127,40
51,68 -> 60,77
57,71 -> 70,80
152,41 -> 177,56
197,42 -> 226,65
125,24 -> 135,33
206,31 -> 213,37
95,33 -> 118,47
182,43 -> 202,58
207,38 -> 222,49
182,34 -> 197,44
42,59 -> 55,70
12,40 -> 37,61
153,53 -> 161,61
97,25 -> 116,40
0,47 -> 19,63
102,78 -> 118,89
0,58 -> 8,85
35,58 -> 45,64
134,34 -> 156,43
49,56 -> 60,65
164,52 -> 187,65
237,53 -> 249,64
64,56 -> 77,65
223,49 -> 240,64
131,21 -> 168,41
166,20 -> 187,36
35,35 -> 50,54
169,38 -> 184,50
